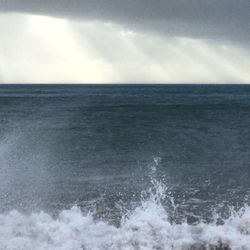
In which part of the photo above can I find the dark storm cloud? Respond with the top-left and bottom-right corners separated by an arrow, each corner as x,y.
0,0 -> 249,43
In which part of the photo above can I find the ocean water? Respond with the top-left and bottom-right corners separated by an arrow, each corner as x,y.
1,84 -> 250,249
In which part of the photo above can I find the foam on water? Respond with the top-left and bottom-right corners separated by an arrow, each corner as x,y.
1,179 -> 250,250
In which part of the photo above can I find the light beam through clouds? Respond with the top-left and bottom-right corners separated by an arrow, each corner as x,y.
0,13 -> 249,83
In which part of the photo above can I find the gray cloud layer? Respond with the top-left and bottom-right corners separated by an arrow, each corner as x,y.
0,0 -> 249,44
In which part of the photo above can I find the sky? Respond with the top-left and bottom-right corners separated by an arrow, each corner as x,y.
0,0 -> 249,83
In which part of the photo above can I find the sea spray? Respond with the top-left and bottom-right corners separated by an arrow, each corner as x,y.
1,177 -> 250,249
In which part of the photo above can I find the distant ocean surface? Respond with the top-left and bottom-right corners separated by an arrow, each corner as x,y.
1,84 -> 250,249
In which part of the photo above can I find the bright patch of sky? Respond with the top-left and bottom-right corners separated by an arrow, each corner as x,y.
0,13 -> 249,83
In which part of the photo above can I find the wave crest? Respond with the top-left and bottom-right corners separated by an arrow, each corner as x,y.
1,181 -> 250,249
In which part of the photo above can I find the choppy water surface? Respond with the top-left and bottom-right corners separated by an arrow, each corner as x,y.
1,84 -> 250,249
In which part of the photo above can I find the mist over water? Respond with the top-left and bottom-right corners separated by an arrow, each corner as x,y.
1,84 -> 250,249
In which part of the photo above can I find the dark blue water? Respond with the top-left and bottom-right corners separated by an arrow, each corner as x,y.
1,84 -> 250,224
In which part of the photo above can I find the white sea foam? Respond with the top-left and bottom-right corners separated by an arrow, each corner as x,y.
1,180 -> 250,250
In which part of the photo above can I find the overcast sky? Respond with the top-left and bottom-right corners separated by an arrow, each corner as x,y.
0,0 -> 249,83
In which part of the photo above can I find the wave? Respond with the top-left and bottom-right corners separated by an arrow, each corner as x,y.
0,180 -> 250,250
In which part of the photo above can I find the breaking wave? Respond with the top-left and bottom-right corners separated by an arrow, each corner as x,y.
1,179 -> 250,250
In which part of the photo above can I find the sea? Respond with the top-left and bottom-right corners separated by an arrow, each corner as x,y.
1,84 -> 250,249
